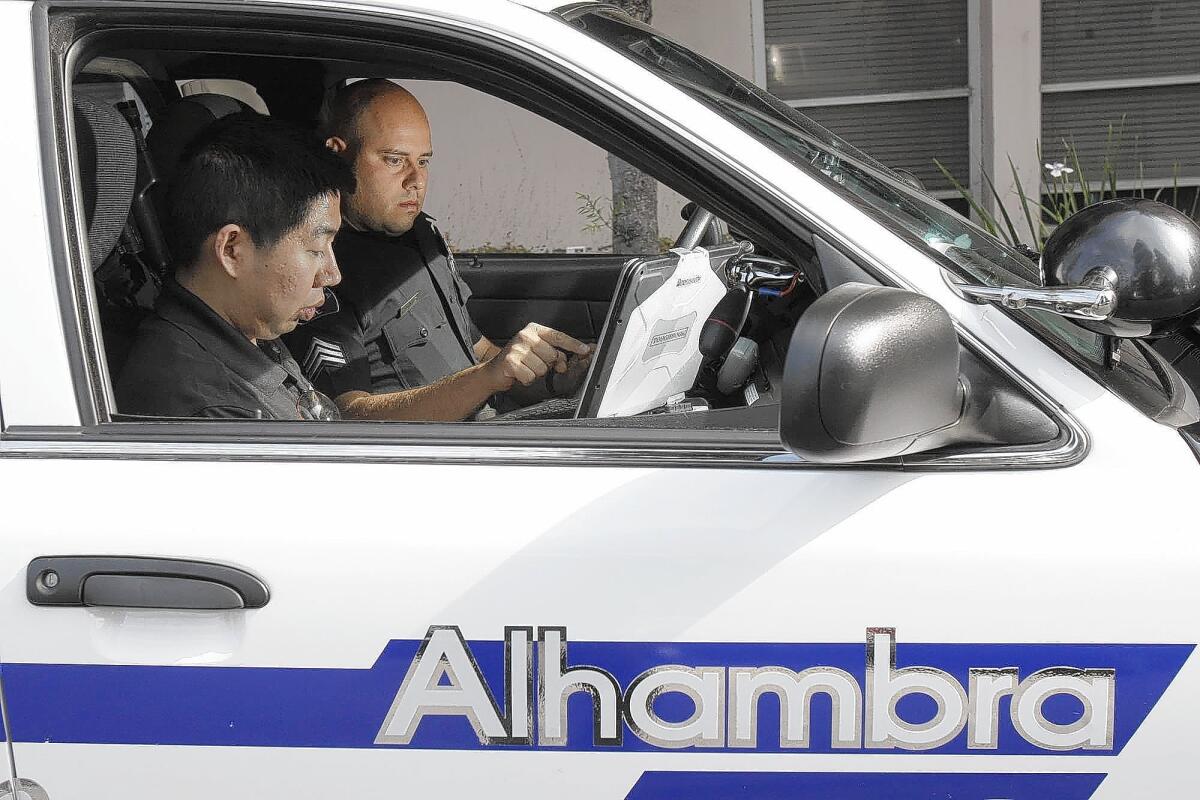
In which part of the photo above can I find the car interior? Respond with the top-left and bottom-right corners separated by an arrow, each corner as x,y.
61,11 -> 1067,456
68,20 -> 836,429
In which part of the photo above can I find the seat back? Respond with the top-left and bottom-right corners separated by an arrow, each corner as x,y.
76,91 -> 256,380
73,93 -> 137,270
74,92 -> 157,381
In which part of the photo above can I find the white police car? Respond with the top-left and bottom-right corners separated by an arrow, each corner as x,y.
1,0 -> 1199,798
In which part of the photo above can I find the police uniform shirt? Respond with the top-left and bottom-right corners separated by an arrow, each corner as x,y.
284,213 -> 481,399
115,279 -> 311,420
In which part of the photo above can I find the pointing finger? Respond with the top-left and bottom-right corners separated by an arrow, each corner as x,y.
533,325 -> 590,356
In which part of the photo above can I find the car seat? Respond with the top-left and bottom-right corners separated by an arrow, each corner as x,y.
75,90 -> 258,380
73,92 -> 150,381
74,93 -> 136,272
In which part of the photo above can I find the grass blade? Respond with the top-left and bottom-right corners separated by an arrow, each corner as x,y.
1029,199 -> 1066,225
935,159 -> 1002,236
1059,141 -> 1078,216
1103,116 -> 1127,199
1009,155 -> 1044,245
1066,138 -> 1092,206
980,166 -> 1021,245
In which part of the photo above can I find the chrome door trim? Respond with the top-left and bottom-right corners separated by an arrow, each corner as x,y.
0,436 -> 1082,470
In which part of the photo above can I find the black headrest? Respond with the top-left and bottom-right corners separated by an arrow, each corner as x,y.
145,93 -> 257,226
73,94 -> 136,270
146,93 -> 255,180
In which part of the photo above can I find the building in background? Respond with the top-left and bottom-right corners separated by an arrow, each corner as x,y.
184,2 -> 1200,251
754,0 -> 1199,242
192,2 -> 1194,252
760,0 -> 970,198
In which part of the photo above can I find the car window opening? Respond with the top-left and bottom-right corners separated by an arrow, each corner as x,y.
54,11 -> 1067,463
69,30 -> 822,433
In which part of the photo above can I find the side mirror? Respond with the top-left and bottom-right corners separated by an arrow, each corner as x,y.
780,283 -> 964,463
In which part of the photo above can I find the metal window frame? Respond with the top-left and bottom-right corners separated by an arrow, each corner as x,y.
1038,10 -> 1200,186
1041,73 -> 1200,189
1050,177 -> 1200,191
9,0 -> 1089,474
784,88 -> 970,109
1042,73 -> 1200,94
754,1 -> 971,196
751,1 -> 971,106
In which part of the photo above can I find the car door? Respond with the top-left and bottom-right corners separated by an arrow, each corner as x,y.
1,2 -> 1198,799
462,252 -> 630,344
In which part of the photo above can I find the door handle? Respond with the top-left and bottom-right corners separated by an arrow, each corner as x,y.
27,556 -> 269,610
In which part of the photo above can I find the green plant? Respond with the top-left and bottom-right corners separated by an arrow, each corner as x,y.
576,192 -> 619,234
939,122 -> 1197,250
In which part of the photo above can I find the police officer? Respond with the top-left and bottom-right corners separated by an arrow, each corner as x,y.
116,114 -> 351,420
283,80 -> 592,422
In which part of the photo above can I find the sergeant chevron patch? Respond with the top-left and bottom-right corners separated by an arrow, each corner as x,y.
303,337 -> 347,377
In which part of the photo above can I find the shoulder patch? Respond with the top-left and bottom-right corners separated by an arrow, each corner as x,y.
302,337 -> 348,378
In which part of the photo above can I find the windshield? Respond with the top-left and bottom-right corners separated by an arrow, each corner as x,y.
569,7 -> 1186,422
568,7 -> 1041,288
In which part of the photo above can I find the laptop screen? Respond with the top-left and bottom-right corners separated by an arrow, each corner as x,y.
577,244 -> 739,418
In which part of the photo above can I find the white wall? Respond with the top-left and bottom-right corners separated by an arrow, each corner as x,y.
656,0 -> 756,81
415,81 -> 618,252
973,0 -> 1042,245
411,1 -> 755,253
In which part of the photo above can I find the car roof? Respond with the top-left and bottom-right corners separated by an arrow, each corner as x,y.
507,0 -> 601,13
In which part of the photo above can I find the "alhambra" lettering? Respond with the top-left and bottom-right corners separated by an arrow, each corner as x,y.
374,626 -> 1115,752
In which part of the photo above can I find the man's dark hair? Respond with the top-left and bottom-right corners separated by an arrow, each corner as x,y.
167,113 -> 355,270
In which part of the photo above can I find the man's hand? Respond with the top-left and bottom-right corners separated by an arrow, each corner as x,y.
483,323 -> 591,391
550,349 -> 594,396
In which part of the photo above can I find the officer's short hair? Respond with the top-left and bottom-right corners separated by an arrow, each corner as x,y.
167,113 -> 355,271
319,78 -> 404,146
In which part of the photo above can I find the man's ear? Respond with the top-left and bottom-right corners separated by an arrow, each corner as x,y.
326,135 -> 349,155
212,223 -> 248,279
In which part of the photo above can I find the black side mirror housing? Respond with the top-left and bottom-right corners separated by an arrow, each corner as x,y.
781,283 -> 964,463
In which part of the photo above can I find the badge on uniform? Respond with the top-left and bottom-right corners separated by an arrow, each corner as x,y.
399,292 -> 421,318
302,337 -> 348,378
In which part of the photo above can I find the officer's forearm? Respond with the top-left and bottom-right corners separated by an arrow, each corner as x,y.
474,336 -> 501,363
334,363 -> 503,422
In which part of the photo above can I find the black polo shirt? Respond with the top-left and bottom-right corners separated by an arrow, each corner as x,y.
115,279 -> 309,420
283,213 -> 480,398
